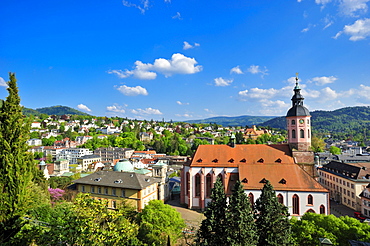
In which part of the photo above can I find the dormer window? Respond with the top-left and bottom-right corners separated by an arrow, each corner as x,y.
240,158 -> 246,163
279,178 -> 287,184
228,158 -> 234,163
259,178 -> 268,184
257,158 -> 264,163
114,179 -> 123,184
94,178 -> 101,182
212,159 -> 218,163
242,178 -> 248,183
197,159 -> 202,163
275,158 -> 282,163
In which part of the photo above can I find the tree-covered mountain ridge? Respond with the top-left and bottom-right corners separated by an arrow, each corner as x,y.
261,106 -> 370,136
22,105 -> 90,116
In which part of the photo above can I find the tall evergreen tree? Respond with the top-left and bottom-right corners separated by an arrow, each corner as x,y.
0,73 -> 34,243
196,177 -> 228,245
226,180 -> 258,246
254,180 -> 292,246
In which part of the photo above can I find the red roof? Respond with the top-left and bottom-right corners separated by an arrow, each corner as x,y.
190,144 -> 327,193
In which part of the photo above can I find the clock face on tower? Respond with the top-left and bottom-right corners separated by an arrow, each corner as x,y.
299,119 -> 304,124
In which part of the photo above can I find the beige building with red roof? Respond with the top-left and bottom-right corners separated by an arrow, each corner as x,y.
180,75 -> 329,217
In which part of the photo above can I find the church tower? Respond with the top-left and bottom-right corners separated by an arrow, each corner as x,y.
286,74 -> 311,151
286,74 -> 315,177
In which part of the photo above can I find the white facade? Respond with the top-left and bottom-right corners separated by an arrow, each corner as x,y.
56,148 -> 93,164
27,138 -> 42,146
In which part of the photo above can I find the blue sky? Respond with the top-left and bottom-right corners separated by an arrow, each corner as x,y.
1,0 -> 370,121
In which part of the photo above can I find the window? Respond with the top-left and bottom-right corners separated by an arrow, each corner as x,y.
340,187 -> 342,192
347,190 -> 350,196
344,188 -> 346,195
292,129 -> 296,139
186,172 -> 190,196
307,119 -> 310,124
352,192 -> 354,198
277,194 -> 284,204
195,173 -> 201,197
347,183 -> 350,188
307,194 -> 313,205
340,180 -> 342,184
293,194 -> 299,215
249,193 -> 254,207
105,188 -> 108,195
351,184 -> 354,189
206,174 -> 212,198
308,129 -> 310,138
121,189 -> 125,197
112,188 -> 116,196
320,205 -> 325,214
98,187 -> 101,194
292,120 -> 296,125
343,181 -> 346,186
300,129 -> 304,138
91,186 -> 95,193
82,185 -> 85,192
218,173 -> 223,187
112,200 -> 116,209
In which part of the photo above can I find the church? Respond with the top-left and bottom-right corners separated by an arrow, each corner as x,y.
180,75 -> 329,217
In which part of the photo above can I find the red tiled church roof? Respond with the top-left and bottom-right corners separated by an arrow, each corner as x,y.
190,144 -> 327,193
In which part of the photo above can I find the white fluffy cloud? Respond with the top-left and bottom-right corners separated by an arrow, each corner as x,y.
214,77 -> 233,86
183,41 -> 200,50
131,107 -> 162,115
109,53 -> 202,80
106,105 -> 126,113
77,104 -> 91,112
0,77 -> 7,87
335,18 -> 370,40
230,66 -> 243,74
247,65 -> 268,76
116,85 -> 148,96
310,76 -> 338,85
339,0 -> 370,16
238,87 -> 279,100
176,101 -> 189,105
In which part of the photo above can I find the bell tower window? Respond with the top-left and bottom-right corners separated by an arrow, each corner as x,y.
292,129 -> 296,139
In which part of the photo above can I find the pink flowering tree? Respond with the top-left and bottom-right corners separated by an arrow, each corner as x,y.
48,188 -> 65,203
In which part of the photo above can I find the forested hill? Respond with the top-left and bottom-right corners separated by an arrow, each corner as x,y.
260,106 -> 370,137
22,105 -> 90,117
186,115 -> 275,127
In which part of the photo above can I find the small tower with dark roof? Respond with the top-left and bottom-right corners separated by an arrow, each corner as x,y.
286,74 -> 311,152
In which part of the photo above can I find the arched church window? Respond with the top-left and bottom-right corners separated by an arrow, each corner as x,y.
206,174 -> 212,198
292,194 -> 299,215
307,119 -> 310,124
307,194 -> 313,205
248,193 -> 254,207
217,173 -> 223,186
195,173 -> 201,197
320,205 -> 325,214
308,129 -> 310,138
300,129 -> 304,138
292,119 -> 296,125
292,129 -> 296,139
186,172 -> 190,196
277,193 -> 284,204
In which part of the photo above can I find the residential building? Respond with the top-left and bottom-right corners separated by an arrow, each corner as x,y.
244,125 -> 268,140
77,154 -> 102,171
27,138 -> 42,146
318,161 -> 370,210
73,171 -> 160,210
180,75 -> 329,217
359,184 -> 370,218
53,158 -> 69,176
94,147 -> 134,162
56,148 -> 93,164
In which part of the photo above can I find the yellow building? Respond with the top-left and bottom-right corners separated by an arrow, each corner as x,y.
73,171 -> 160,210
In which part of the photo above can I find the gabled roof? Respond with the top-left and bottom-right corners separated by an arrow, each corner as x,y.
190,144 -> 293,167
73,171 -> 160,190
190,144 -> 327,192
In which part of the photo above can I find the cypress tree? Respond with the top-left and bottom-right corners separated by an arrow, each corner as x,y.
0,73 -> 34,243
254,180 -> 292,246
196,177 -> 228,245
226,180 -> 258,246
